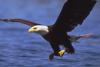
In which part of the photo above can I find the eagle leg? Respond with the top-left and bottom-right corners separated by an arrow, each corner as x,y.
49,53 -> 54,60
64,38 -> 75,54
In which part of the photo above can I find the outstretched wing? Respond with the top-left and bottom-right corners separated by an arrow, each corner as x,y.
53,0 -> 96,32
0,18 -> 40,27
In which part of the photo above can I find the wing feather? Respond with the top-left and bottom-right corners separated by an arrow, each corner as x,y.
0,18 -> 40,27
53,0 -> 96,32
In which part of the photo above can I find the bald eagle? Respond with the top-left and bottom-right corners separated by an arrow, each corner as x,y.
0,0 -> 96,60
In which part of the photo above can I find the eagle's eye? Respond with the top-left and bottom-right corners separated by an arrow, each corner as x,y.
33,27 -> 37,29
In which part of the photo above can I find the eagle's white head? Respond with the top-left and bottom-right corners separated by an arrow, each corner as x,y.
28,25 -> 49,35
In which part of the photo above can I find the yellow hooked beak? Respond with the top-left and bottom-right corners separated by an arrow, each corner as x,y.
28,28 -> 35,32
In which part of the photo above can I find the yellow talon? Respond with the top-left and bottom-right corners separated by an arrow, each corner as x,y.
49,50 -> 65,60
58,50 -> 65,57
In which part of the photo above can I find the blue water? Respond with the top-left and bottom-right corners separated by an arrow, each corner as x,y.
0,0 -> 100,67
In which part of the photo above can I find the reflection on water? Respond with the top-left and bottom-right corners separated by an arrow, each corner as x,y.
0,0 -> 100,67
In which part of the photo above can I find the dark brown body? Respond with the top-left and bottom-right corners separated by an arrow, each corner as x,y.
43,27 -> 75,55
